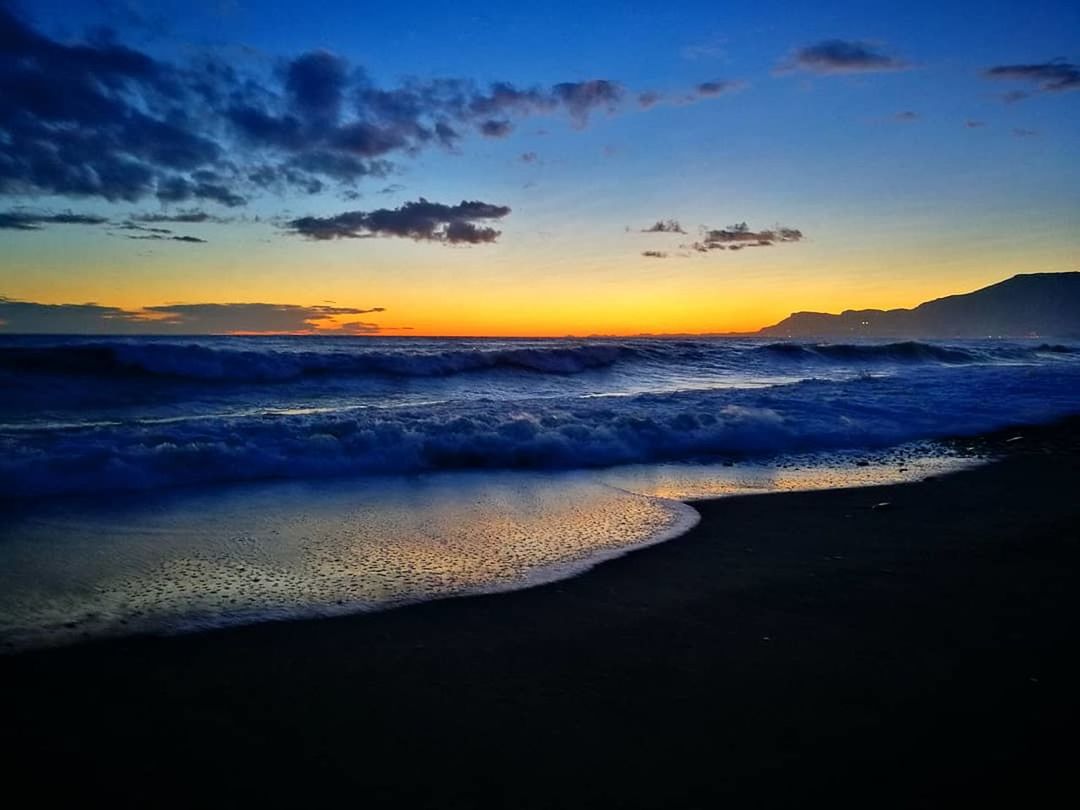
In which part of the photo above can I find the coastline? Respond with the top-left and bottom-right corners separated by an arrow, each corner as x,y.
1,421 -> 1078,807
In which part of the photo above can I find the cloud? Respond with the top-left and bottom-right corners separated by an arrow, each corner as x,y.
640,219 -> 686,234
0,6 -> 662,212
128,209 -> 228,223
779,40 -> 910,75
894,110 -> 919,121
143,303 -> 387,333
520,152 -> 540,164
0,297 -> 388,334
0,297 -> 149,332
696,80 -> 740,97
685,222 -> 804,253
284,197 -> 511,244
125,233 -> 208,243
0,210 -> 109,230
479,119 -> 513,138
1012,128 -> 1039,138
641,250 -> 668,259
637,91 -> 663,109
551,80 -> 624,126
635,80 -> 743,109
965,120 -> 986,128
983,60 -> 1080,94
0,5 -> 231,203
284,50 -> 349,126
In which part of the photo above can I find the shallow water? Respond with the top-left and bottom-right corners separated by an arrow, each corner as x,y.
0,469 -> 698,651
0,442 -> 982,653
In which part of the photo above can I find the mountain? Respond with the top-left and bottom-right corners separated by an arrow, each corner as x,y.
759,272 -> 1080,339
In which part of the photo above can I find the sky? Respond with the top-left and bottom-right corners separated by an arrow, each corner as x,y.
0,0 -> 1077,335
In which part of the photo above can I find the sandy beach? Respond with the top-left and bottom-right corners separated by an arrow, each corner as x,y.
2,421 -> 1077,808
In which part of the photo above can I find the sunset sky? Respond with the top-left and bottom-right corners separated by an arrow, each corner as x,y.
1,0 -> 1077,335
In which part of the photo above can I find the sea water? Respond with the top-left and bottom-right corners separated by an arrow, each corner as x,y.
1,335 -> 1078,649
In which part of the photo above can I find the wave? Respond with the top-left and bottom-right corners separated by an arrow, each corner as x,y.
758,340 -> 1080,364
0,342 -> 631,382
4,363 -> 1079,498
759,340 -> 979,363
3,338 -> 1073,387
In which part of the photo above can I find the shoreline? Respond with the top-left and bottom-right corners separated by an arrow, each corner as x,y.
2,419 -> 1078,806
0,438 -> 974,655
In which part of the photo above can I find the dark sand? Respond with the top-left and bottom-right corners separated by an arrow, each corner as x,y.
2,425 -> 1078,808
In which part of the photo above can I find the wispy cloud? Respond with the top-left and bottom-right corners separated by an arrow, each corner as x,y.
143,303 -> 387,333
685,222 -> 804,252
640,219 -> 686,234
0,297 -> 389,334
0,210 -> 109,230
285,198 -> 511,244
778,39 -> 910,75
635,80 -> 744,109
983,60 -> 1080,96
128,210 -> 230,224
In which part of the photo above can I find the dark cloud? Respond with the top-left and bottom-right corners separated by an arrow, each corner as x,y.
0,297 -> 148,332
143,303 -> 386,333
695,80 -> 740,97
285,198 -> 511,244
0,5 -> 233,203
0,6 -> 661,214
284,50 -> 349,125
635,80 -> 742,110
552,80 -> 624,126
116,222 -> 173,234
641,219 -> 686,234
155,175 -> 247,207
780,40 -> 909,75
467,81 -> 556,118
0,210 -> 109,230
641,250 -> 668,259
479,119 -> 513,138
685,222 -> 804,253
125,233 -> 208,243
895,110 -> 919,121
0,297 -> 388,334
637,91 -> 662,109
983,60 -> 1080,94
128,209 -> 227,223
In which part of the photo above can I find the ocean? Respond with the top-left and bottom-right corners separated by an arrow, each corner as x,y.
2,334 -> 1079,649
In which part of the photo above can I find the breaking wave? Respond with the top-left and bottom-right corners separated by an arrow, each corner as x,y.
4,361 -> 1079,498
0,342 -> 631,382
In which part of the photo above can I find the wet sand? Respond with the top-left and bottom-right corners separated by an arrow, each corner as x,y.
2,423 -> 1078,808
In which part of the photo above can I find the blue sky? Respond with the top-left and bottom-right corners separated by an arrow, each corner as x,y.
1,0 -> 1077,334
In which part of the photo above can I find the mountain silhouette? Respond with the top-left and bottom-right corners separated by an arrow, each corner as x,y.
759,272 -> 1080,339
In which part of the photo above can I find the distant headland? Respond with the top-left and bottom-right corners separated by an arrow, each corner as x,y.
759,272 -> 1080,339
